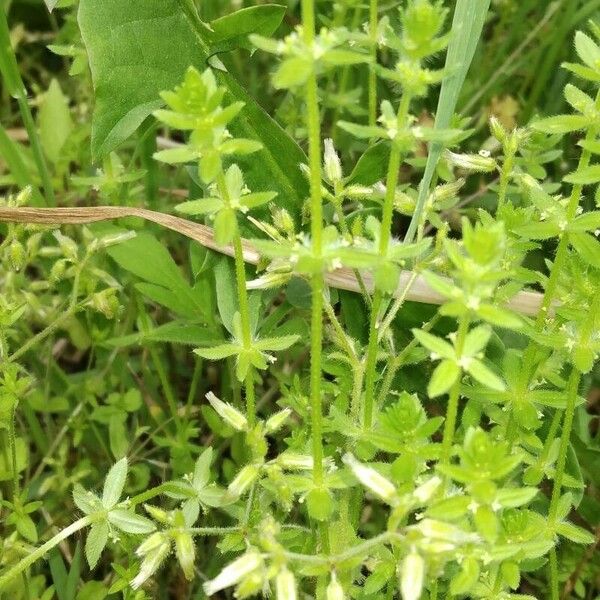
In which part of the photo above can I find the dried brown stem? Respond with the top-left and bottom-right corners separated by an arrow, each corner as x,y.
0,205 -> 543,316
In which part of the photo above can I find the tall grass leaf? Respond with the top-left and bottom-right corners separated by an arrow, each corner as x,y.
404,0 -> 491,243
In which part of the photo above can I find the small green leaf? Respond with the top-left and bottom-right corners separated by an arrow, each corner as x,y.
38,79 -> 73,164
412,329 -> 455,360
254,335 -> 299,352
574,31 -> 600,71
102,457 -> 128,509
85,522 -> 109,569
428,359 -> 460,397
531,114 -> 590,134
466,360 -> 506,392
194,343 -> 240,360
564,165 -> 600,185
556,521 -> 596,544
306,486 -> 334,521
107,509 -> 156,534
570,232 -> 600,268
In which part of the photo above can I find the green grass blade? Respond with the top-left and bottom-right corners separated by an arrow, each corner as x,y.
0,123 -> 44,205
404,0 -> 491,243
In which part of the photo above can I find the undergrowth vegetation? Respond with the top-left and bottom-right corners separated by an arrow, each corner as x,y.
0,1 -> 600,599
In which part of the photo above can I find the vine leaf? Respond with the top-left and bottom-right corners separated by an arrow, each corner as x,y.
77,0 -> 307,212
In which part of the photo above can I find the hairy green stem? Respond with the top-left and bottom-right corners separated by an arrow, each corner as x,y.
368,0 -> 378,127
302,0 -> 326,486
362,92 -> 412,428
441,314 -> 470,464
496,149 -> 514,213
519,91 -> 600,386
216,172 -> 256,426
0,515 -> 94,588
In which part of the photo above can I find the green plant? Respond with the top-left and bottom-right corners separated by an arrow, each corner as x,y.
1,1 -> 600,599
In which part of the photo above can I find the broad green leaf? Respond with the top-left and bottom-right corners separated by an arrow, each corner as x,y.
532,114 -> 591,134
564,165 -> 600,185
407,0 -> 491,243
102,458 -> 127,509
193,448 -> 213,489
107,233 -> 208,320
208,5 -> 286,53
347,142 -> 390,186
0,437 -> 28,481
38,79 -> 73,163
428,359 -> 460,397
78,0 -> 307,213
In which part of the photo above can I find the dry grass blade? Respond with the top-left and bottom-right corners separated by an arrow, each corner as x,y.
0,205 -> 543,315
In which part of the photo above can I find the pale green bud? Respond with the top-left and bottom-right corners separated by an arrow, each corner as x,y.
326,572 -> 345,600
174,530 -> 196,581
203,550 -> 263,595
342,454 -> 397,505
489,116 -> 507,144
265,408 -> 292,433
227,464 -> 260,498
323,138 -> 343,183
131,533 -> 171,589
444,150 -> 497,173
399,551 -> 425,600
413,476 -> 442,503
205,391 -> 248,431
276,568 -> 297,600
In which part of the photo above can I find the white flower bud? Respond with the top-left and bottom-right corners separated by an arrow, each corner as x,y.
203,551 -> 263,595
205,392 -> 248,431
276,568 -> 297,600
323,138 -> 343,182
399,551 -> 425,600
342,454 -> 397,505
326,572 -> 345,600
